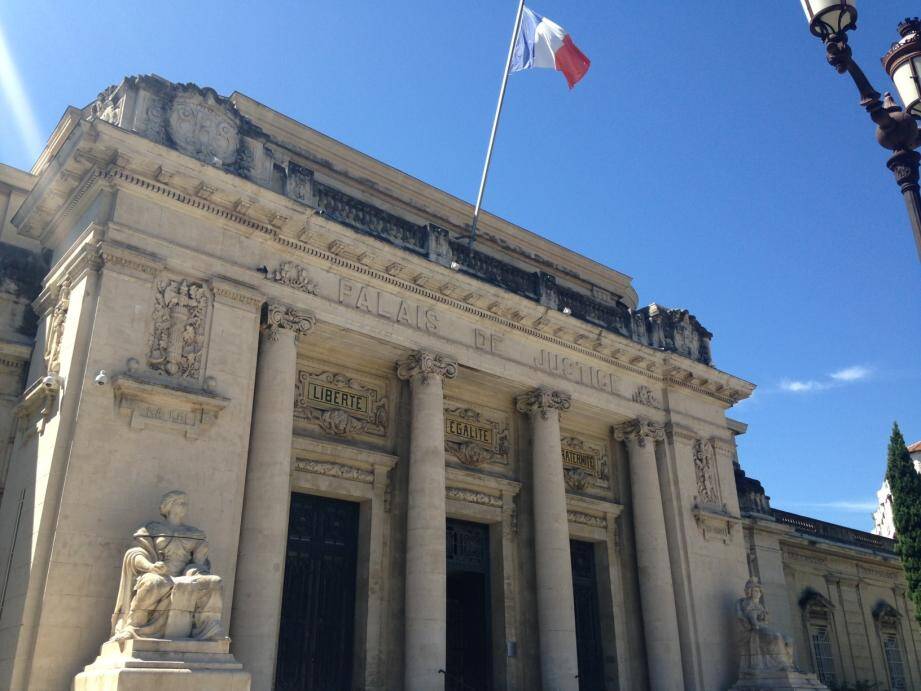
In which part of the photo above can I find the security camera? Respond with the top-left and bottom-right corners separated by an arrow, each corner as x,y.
41,374 -> 58,390
94,370 -> 109,387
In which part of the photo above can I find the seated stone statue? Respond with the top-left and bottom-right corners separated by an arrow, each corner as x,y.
110,490 -> 224,641
736,577 -> 795,674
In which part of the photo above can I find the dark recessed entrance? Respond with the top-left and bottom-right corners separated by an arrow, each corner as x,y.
571,539 -> 605,691
446,519 -> 493,691
275,492 -> 359,691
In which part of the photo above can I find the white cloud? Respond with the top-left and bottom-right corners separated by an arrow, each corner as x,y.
778,364 -> 873,394
830,365 -> 872,382
779,379 -> 827,393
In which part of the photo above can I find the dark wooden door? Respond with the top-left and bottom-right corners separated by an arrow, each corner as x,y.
571,540 -> 605,691
275,492 -> 359,691
446,519 -> 492,691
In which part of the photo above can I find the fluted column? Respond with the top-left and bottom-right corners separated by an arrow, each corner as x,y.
231,304 -> 316,691
516,387 -> 579,691
613,419 -> 685,691
397,350 -> 457,691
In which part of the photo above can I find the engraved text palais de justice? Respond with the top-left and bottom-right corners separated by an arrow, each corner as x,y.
338,278 -> 439,332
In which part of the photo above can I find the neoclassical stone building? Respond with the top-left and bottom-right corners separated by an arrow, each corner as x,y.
0,75 -> 917,690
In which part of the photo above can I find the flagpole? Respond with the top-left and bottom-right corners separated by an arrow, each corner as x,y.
469,0 -> 526,248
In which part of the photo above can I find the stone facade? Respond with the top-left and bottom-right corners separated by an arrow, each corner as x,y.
0,75 -> 914,690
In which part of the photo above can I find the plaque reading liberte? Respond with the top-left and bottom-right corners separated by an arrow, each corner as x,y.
307,377 -> 371,419
444,414 -> 496,449
562,448 -> 597,475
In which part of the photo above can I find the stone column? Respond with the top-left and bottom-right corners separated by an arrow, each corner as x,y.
396,350 -> 457,691
516,388 -> 579,691
613,419 -> 685,690
231,304 -> 316,691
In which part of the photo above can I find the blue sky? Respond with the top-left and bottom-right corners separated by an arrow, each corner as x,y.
1,1 -> 919,530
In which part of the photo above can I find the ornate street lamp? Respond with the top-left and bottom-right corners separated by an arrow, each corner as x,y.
801,3 -> 921,259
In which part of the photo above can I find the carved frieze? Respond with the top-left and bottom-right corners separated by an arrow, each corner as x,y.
692,504 -> 736,545
561,436 -> 610,490
294,369 -> 388,439
693,438 -> 722,507
294,458 -> 374,484
446,486 -> 503,509
167,89 -> 240,166
268,262 -> 318,295
567,511 -> 607,530
443,406 -> 510,468
148,278 -> 211,380
43,279 -> 70,376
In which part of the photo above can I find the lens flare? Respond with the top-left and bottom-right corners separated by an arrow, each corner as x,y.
0,20 -> 44,162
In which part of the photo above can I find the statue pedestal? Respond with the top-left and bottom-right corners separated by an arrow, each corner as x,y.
73,638 -> 251,691
731,670 -> 829,691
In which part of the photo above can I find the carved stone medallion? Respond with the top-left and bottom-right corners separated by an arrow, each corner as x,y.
294,369 -> 388,439
167,90 -> 240,165
269,262 -> 318,295
632,385 -> 660,408
443,406 -> 509,468
148,278 -> 211,380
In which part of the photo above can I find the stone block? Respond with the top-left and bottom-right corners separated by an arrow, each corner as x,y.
73,638 -> 251,690
730,670 -> 828,691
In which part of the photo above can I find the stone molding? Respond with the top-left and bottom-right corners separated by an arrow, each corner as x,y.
567,510 -> 607,530
293,458 -> 374,484
209,278 -> 263,310
446,486 -> 503,508
515,387 -> 571,420
395,349 -> 457,384
262,303 -> 316,341
691,503 -> 737,545
111,373 -> 228,440
613,418 -> 665,447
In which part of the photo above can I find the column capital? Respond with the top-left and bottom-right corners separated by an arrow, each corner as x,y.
262,303 -> 316,341
396,349 -> 457,384
613,418 -> 665,447
515,387 -> 571,420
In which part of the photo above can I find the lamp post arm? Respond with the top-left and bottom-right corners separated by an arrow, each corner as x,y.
825,35 -> 896,130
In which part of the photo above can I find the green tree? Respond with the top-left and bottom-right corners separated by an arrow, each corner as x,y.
887,422 -> 921,624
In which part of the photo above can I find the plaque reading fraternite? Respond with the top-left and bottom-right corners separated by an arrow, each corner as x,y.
560,436 -> 610,491
295,369 -> 387,438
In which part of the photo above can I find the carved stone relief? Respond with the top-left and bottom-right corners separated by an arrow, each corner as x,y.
632,385 -> 660,408
294,458 -> 374,484
561,436 -> 609,491
567,511 -> 607,530
294,369 -> 388,439
268,262 -> 318,295
446,486 -> 503,508
148,278 -> 211,380
43,279 -> 70,376
693,438 -> 722,507
443,405 -> 509,468
167,90 -> 240,166
285,163 -> 315,204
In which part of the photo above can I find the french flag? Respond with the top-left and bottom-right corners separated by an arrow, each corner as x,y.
510,7 -> 591,89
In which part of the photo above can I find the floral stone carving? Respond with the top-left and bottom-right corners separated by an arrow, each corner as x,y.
295,370 -> 387,438
110,490 -> 224,641
561,436 -> 610,489
444,406 -> 509,468
148,278 -> 211,379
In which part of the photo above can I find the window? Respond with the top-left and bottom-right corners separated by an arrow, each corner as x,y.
875,601 -> 909,690
810,625 -> 837,686
799,589 -> 838,686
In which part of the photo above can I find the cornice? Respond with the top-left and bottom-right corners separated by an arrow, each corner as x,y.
29,131 -> 755,407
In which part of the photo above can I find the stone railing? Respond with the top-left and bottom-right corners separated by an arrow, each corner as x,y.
772,509 -> 896,554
